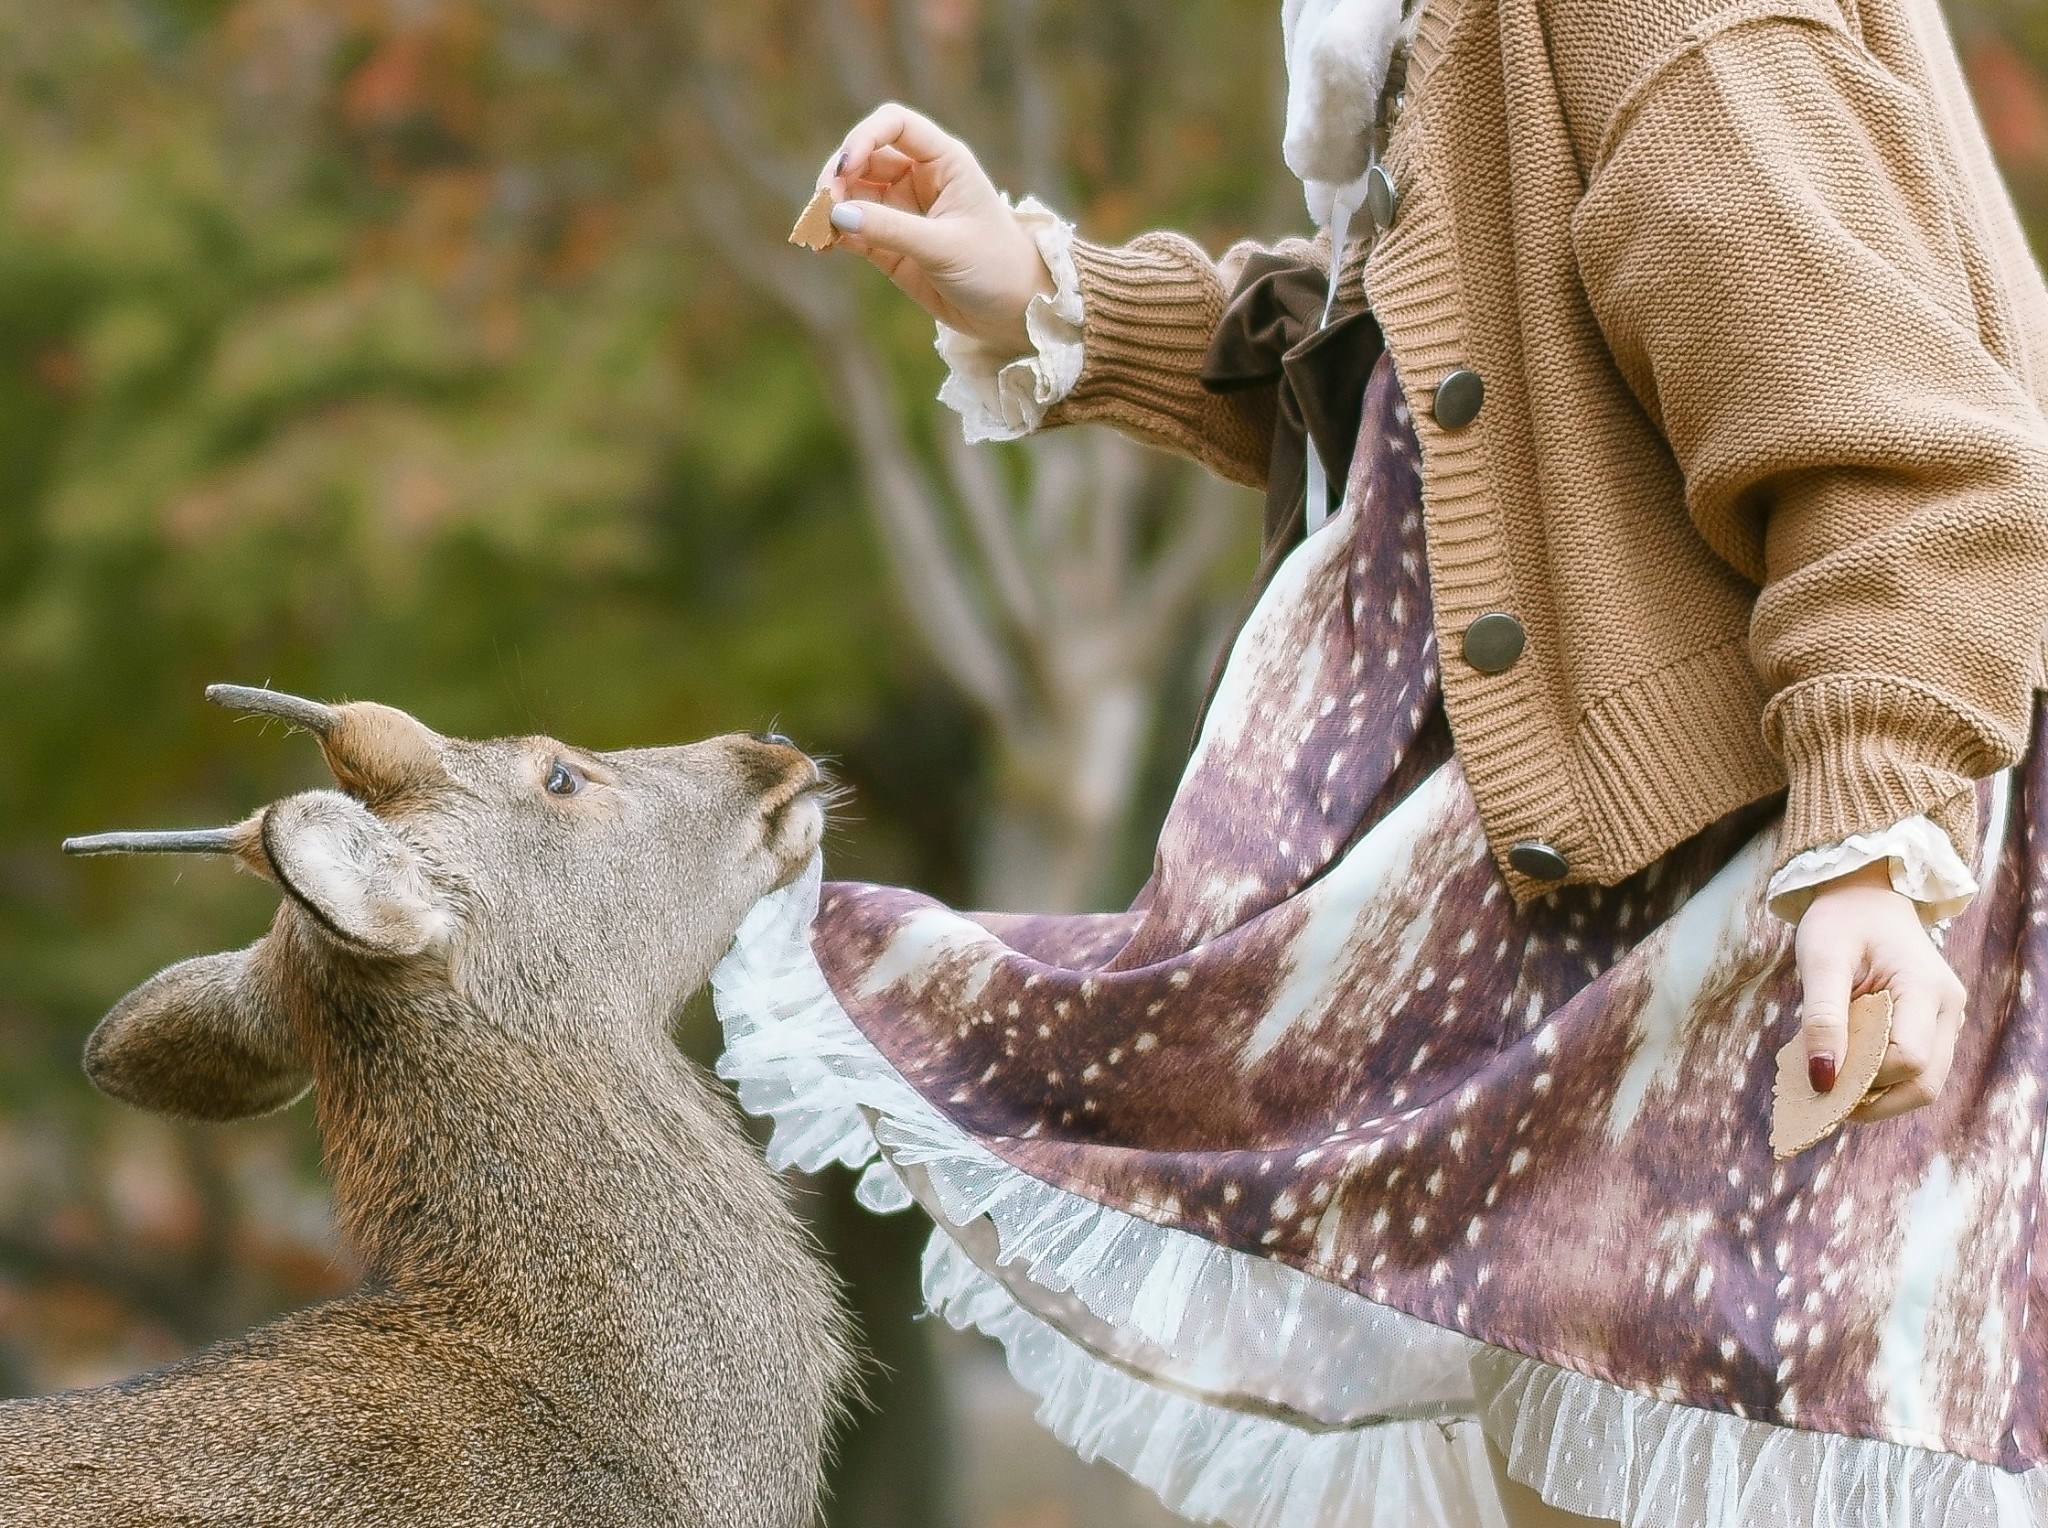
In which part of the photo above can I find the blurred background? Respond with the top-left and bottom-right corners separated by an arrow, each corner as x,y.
0,2 -> 2041,1524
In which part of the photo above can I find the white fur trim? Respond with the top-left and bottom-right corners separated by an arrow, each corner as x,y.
1282,0 -> 1406,225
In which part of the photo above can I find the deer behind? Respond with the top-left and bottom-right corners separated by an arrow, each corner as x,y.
0,686 -> 853,1528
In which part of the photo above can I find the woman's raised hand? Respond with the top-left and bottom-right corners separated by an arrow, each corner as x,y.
820,105 -> 1054,356
1794,862 -> 1968,1123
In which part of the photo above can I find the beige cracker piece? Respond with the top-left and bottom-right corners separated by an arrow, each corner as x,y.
1771,990 -> 1894,1160
789,188 -> 840,252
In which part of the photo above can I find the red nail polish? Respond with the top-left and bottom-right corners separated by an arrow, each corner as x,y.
1808,1053 -> 1838,1094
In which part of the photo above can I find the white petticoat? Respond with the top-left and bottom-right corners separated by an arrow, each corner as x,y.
712,862 -> 2048,1528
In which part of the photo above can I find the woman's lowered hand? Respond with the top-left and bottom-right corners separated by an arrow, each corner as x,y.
819,104 -> 1053,355
1794,861 -> 1967,1122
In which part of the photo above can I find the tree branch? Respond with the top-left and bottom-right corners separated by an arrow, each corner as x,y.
936,429 -> 1045,645
685,69 -> 820,208
820,342 -> 1029,727
888,0 -> 941,117
1023,431 -> 1087,572
818,0 -> 895,111
1082,432 -> 1143,620
1122,468 -> 1247,666
683,171 -> 844,333
996,0 -> 1063,200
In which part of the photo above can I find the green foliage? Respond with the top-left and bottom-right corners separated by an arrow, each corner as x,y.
0,0 -> 975,1402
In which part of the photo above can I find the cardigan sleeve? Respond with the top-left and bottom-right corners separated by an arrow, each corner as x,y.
1040,228 -> 1358,491
1554,6 -> 2048,868
937,216 -> 1372,491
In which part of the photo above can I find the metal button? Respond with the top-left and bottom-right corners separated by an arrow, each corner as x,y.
1433,369 -> 1485,430
1508,841 -> 1570,881
1461,613 -> 1526,675
1366,165 -> 1399,231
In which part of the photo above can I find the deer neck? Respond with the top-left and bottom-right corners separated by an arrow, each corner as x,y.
302,970 -> 841,1466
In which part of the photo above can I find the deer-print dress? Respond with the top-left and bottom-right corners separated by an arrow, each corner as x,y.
714,355 -> 2048,1528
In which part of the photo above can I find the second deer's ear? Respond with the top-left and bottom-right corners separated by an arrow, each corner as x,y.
85,948 -> 309,1122
261,792 -> 452,958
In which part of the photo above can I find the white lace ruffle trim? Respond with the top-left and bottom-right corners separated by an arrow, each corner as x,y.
711,861 -> 2047,1528
1766,813 -> 1980,927
934,195 -> 1085,442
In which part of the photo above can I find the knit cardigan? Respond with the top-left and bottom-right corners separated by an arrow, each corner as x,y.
1043,0 -> 2048,898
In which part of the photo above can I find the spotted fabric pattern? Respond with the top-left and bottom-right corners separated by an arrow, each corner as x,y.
810,356 -> 2048,1472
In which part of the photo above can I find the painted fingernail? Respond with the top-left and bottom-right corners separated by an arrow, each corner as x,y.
834,151 -> 850,177
829,202 -> 864,233
1808,1052 -> 1838,1094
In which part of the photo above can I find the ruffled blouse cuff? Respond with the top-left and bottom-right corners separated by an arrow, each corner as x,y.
1765,813 -> 1980,927
934,196 -> 1084,442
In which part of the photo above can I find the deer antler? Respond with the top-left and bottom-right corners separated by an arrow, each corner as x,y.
205,685 -> 340,735
63,827 -> 252,857
208,684 -> 446,798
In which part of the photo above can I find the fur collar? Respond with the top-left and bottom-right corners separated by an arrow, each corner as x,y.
1281,0 -> 1418,226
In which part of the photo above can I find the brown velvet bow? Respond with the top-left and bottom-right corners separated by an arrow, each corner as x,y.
1192,251 -> 1384,719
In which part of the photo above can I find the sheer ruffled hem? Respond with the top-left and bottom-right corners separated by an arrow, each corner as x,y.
924,1235 -> 1506,1528
710,860 -> 2046,1528
1475,1353 -> 2046,1528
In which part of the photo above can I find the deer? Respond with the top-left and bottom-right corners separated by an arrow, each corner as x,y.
0,685 -> 854,1528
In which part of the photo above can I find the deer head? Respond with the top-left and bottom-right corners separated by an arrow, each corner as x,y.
66,686 -> 826,1123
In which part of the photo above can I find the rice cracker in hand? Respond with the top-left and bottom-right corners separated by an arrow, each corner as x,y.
790,188 -> 840,252
1771,990 -> 1894,1160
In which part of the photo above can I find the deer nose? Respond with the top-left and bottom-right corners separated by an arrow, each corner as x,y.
736,731 -> 819,794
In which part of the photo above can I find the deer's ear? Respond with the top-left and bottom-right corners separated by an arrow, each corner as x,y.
261,792 -> 452,958
85,948 -> 309,1122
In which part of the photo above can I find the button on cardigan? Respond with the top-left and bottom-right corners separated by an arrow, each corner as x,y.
1042,0 -> 2048,898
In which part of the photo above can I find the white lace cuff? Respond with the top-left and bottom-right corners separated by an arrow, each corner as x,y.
934,196 -> 1084,443
1766,813 -> 1979,926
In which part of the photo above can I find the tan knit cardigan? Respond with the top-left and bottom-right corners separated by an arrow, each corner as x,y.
1044,0 -> 2048,899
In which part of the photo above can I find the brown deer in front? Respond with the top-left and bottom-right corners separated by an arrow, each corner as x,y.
0,686 -> 853,1527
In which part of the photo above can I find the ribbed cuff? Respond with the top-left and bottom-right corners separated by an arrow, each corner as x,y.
1045,232 -> 1275,486
1762,677 -> 2012,873
1057,234 -> 1229,422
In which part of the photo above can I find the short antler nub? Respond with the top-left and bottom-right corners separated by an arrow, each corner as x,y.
206,685 -> 339,735
64,828 -> 246,857
207,682 -> 445,797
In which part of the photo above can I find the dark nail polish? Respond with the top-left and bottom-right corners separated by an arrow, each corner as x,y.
1808,1053 -> 1838,1095
834,151 -> 850,177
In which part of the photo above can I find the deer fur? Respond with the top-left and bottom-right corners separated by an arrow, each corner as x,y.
0,689 -> 854,1528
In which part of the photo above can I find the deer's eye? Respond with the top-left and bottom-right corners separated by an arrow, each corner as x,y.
545,760 -> 585,798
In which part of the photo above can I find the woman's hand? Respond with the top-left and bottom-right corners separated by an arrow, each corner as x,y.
1794,861 -> 1966,1122
819,104 -> 1054,356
